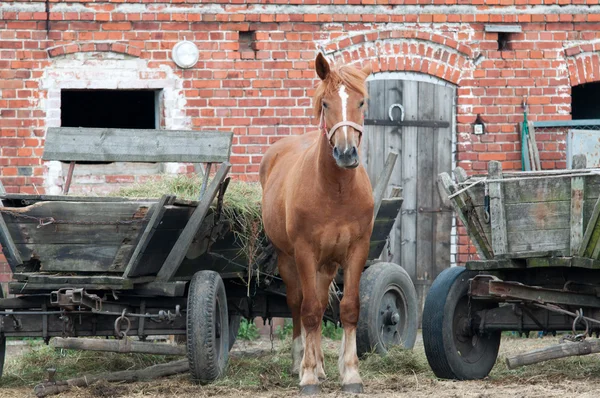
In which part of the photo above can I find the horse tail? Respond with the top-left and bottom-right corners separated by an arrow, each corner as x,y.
328,279 -> 340,310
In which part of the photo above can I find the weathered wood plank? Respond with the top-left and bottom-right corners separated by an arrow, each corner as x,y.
16,243 -> 135,273
580,195 -> 600,257
43,128 -> 233,163
122,195 -> 175,278
0,179 -> 6,196
416,80 -> 435,284
373,152 -> 399,219
508,229 -> 570,253
12,273 -> 142,287
526,257 -> 573,268
433,84 -> 454,280
134,281 -> 187,297
0,201 -> 155,224
488,161 -> 508,256
3,223 -> 142,245
8,281 -> 132,293
571,155 -> 586,255
438,172 -> 493,259
506,339 -> 600,370
0,211 -> 22,271
156,162 -> 231,281
528,121 -> 542,171
51,337 -> 187,356
384,79 -> 403,264
466,258 -> 523,270
401,80 -> 419,276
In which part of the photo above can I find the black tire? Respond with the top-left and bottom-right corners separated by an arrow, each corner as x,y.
422,266 -> 501,380
0,286 -> 5,378
228,314 -> 241,351
357,262 -> 419,357
187,271 -> 229,384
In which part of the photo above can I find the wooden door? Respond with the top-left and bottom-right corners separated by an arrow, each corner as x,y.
363,78 -> 455,317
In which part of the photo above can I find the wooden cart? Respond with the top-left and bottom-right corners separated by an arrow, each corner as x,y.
422,155 -> 600,380
0,128 -> 419,384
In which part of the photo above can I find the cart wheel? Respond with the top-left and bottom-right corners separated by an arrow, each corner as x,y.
0,287 -> 5,378
187,270 -> 229,384
423,266 -> 500,380
357,262 -> 419,357
228,314 -> 241,351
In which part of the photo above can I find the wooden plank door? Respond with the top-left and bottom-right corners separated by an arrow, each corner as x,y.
362,78 -> 455,318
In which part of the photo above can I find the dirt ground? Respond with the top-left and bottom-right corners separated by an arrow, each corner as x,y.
3,333 -> 600,398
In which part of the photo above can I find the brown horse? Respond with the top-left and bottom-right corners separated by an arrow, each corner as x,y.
259,53 -> 374,394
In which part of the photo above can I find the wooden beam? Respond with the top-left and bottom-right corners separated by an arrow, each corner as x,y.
0,210 -> 22,272
156,162 -> 231,281
373,152 -> 399,219
51,337 -> 187,356
0,179 -> 6,197
506,339 -> 600,369
579,195 -> 600,257
488,161 -> 508,256
43,128 -> 233,164
438,172 -> 493,259
528,121 -> 541,171
571,154 -> 586,256
122,195 -> 175,278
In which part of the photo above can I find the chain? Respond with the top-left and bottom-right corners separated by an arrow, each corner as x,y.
0,209 -> 146,228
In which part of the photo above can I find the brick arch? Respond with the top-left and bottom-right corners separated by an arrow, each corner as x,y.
322,29 -> 475,85
564,42 -> 600,86
47,42 -> 142,58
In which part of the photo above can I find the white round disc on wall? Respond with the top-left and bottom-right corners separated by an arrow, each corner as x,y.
172,41 -> 199,69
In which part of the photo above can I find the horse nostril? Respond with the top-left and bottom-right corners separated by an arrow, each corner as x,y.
351,146 -> 358,157
333,146 -> 340,159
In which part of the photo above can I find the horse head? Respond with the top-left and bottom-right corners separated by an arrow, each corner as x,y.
314,53 -> 372,169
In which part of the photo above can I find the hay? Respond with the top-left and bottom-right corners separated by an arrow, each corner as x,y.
111,174 -> 264,268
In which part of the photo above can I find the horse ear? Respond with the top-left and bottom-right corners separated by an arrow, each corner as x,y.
315,53 -> 330,81
361,63 -> 372,78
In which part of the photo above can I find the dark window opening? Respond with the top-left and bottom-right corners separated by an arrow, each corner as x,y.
61,89 -> 157,129
497,32 -> 510,51
239,31 -> 256,53
572,83 -> 600,120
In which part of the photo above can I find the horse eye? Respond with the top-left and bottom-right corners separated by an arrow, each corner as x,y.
322,102 -> 329,109
359,100 -> 365,108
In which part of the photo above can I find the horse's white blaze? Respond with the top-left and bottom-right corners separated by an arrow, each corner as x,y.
339,328 -> 362,385
338,84 -> 349,151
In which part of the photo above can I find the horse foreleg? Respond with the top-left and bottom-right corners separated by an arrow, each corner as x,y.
294,248 -> 322,393
338,243 -> 369,393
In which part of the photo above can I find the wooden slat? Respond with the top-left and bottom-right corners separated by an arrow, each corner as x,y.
488,161 -> 508,256
571,154 -> 586,255
372,152 -> 398,218
385,80 -> 404,264
122,195 -> 175,278
416,81 -> 435,288
0,211 -> 22,271
43,128 -> 233,163
579,195 -> 600,256
16,243 -> 134,273
401,80 -> 419,277
0,179 -> 6,196
466,258 -> 523,271
508,229 -> 569,253
432,84 -> 454,280
528,121 -> 542,170
438,171 -> 493,259
156,162 -> 231,281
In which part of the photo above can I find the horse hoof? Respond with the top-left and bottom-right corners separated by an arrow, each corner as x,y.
299,384 -> 321,395
342,383 -> 364,394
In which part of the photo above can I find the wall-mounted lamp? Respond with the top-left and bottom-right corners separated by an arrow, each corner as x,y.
473,114 -> 485,135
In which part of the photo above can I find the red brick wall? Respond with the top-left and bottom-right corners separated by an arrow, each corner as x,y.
2,0 -> 600,275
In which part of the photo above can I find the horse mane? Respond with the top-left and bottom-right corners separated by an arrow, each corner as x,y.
313,63 -> 369,118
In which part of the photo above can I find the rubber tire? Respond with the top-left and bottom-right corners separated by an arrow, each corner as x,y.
356,262 -> 419,357
422,266 -> 501,380
228,314 -> 241,351
187,270 -> 229,384
0,286 -> 5,379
